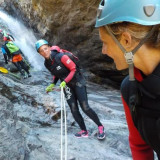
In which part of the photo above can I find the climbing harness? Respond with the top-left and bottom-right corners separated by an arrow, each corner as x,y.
60,87 -> 67,160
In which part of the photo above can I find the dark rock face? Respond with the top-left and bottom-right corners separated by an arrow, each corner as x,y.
2,0 -> 128,87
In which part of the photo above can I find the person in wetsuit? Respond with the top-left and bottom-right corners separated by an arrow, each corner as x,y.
35,39 -> 105,140
96,0 -> 160,159
1,32 -> 31,79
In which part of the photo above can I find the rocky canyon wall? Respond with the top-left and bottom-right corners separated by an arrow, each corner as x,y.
2,0 -> 127,87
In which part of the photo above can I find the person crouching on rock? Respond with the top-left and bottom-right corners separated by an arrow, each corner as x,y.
1,32 -> 31,79
35,39 -> 105,140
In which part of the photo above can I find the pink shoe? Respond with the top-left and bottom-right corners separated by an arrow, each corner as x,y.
97,126 -> 105,140
75,130 -> 88,138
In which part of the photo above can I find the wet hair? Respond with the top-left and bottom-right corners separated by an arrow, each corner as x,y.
106,22 -> 160,48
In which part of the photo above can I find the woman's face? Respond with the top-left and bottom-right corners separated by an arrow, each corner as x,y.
99,27 -> 128,70
38,45 -> 51,59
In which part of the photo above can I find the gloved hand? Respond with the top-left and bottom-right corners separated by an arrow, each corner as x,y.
60,81 -> 66,88
46,83 -> 55,93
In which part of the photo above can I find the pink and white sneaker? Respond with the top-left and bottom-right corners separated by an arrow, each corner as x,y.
97,126 -> 105,140
75,130 -> 88,138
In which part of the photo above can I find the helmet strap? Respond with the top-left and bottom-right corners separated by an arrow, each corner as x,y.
105,25 -> 157,81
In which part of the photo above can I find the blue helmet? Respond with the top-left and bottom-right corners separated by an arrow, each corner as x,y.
35,39 -> 48,51
95,0 -> 160,27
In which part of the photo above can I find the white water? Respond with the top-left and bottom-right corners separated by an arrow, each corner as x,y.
0,10 -> 44,70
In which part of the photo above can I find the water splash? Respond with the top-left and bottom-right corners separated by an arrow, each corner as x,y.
0,10 -> 44,70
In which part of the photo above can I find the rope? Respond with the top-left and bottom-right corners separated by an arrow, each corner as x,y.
60,87 -> 67,160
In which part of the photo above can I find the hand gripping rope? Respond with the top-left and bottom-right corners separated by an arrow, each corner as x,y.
60,87 -> 67,160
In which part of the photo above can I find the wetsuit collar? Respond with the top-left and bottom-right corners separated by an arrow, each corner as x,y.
49,50 -> 58,61
136,63 -> 160,98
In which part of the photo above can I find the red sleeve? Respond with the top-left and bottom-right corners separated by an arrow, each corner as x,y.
61,55 -> 76,83
53,75 -> 56,81
121,96 -> 154,160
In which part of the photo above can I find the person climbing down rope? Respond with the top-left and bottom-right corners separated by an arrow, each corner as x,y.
35,39 -> 105,140
1,34 -> 31,79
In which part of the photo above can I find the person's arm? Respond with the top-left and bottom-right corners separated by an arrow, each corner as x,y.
52,75 -> 59,85
61,55 -> 76,83
1,47 -> 8,64
121,96 -> 154,160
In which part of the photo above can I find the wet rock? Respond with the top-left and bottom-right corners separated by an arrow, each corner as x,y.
0,69 -> 133,160
0,95 -> 28,160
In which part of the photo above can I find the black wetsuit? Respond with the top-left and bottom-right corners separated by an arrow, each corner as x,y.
121,64 -> 160,159
45,50 -> 102,131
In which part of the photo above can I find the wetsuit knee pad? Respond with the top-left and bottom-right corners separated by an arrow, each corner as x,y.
80,101 -> 90,112
69,102 -> 79,112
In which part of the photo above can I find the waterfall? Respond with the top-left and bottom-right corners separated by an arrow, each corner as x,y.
0,10 -> 44,70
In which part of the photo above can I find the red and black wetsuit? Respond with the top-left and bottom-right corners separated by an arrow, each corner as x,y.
121,64 -> 160,160
45,50 -> 102,131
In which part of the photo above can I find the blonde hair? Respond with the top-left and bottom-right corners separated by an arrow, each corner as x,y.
106,22 -> 160,48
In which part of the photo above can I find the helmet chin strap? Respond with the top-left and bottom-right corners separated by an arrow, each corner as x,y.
105,25 -> 157,81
